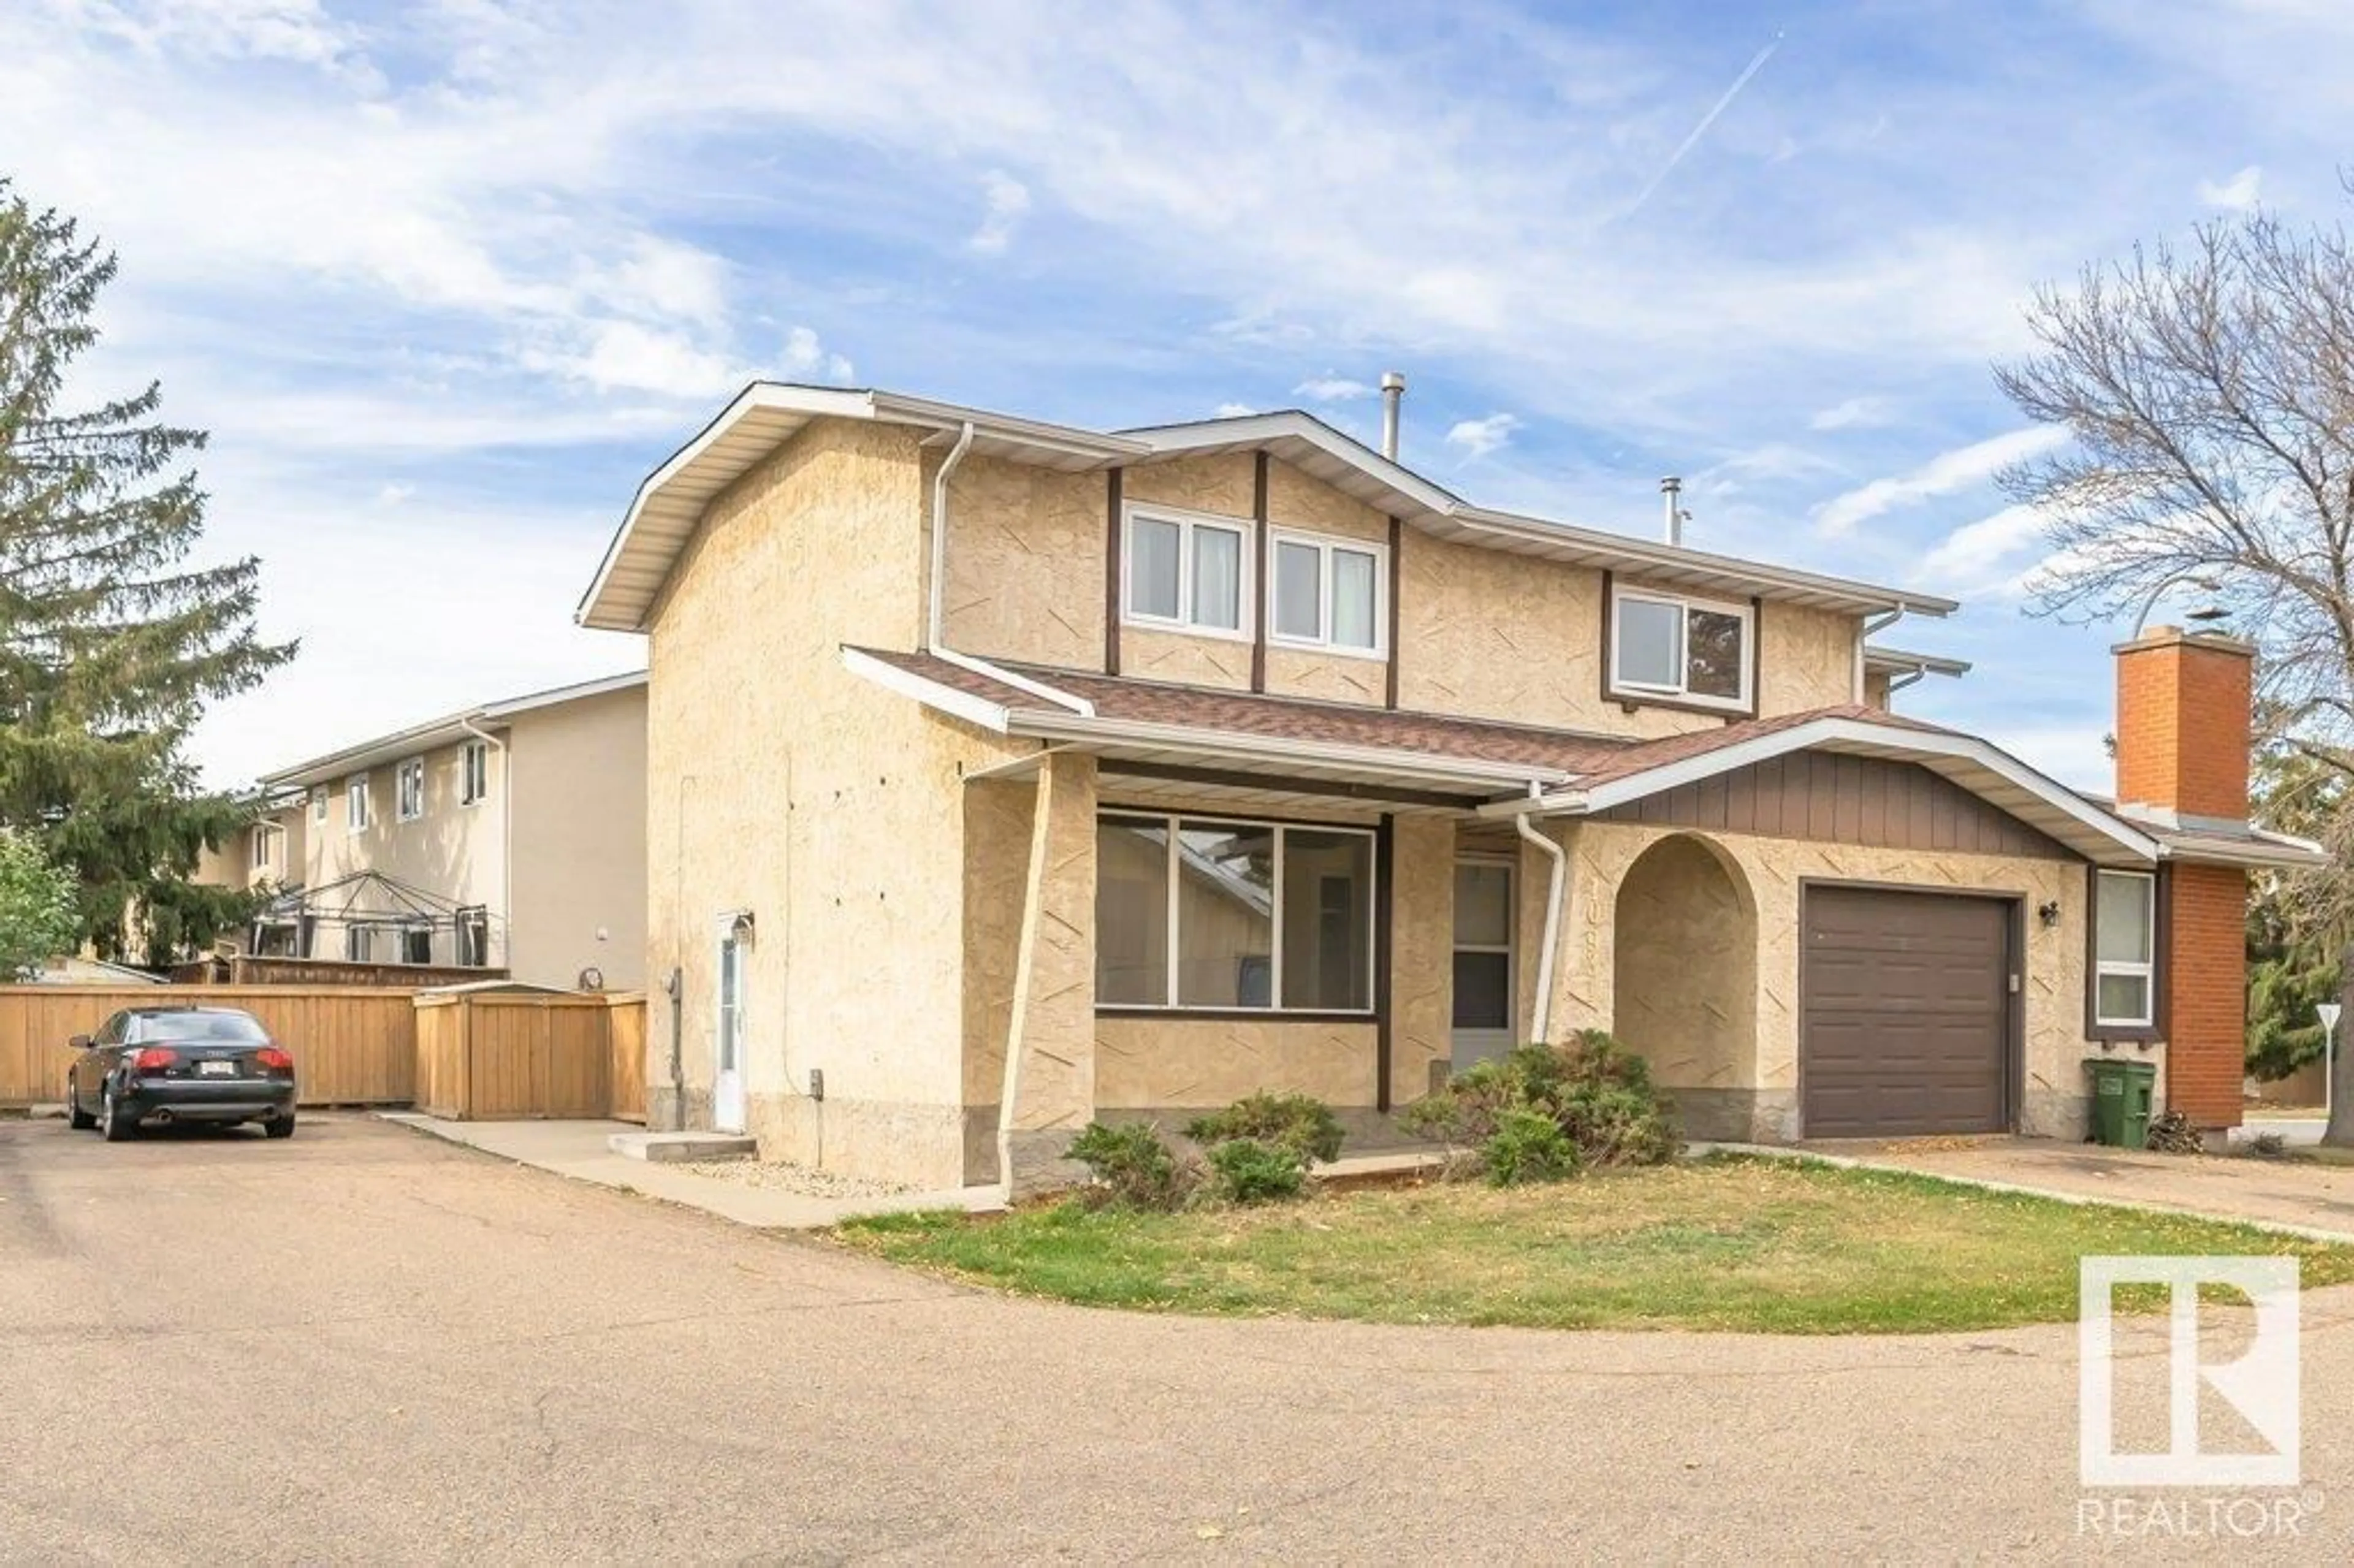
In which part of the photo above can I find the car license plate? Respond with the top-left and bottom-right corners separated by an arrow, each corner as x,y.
198,1060 -> 236,1077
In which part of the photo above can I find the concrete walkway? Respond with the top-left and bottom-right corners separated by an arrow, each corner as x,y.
1731,1135 -> 2354,1244
378,1113 -> 1000,1228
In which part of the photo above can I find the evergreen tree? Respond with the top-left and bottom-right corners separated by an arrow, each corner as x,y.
2244,740 -> 2349,1081
0,179 -> 293,963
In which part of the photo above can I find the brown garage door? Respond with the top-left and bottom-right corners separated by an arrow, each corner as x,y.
1801,886 -> 2010,1139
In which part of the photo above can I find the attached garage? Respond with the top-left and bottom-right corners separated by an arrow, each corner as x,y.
1800,885 -> 2014,1139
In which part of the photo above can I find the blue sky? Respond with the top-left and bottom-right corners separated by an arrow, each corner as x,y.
8,0 -> 2351,788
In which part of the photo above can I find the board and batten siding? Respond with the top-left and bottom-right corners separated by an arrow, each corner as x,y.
1596,753 -> 2078,861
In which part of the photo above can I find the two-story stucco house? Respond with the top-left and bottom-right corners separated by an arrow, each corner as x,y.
215,672 -> 650,991
577,383 -> 2321,1193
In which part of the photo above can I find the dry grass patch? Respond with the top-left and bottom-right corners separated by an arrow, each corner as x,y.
839,1155 -> 2354,1334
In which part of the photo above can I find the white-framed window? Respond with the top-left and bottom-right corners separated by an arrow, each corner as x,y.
345,924 -> 374,964
1122,506 -> 1251,639
2093,870 -> 2157,1029
310,786 -> 328,824
1270,528 -> 1387,657
395,756 -> 426,823
1608,585 -> 1754,711
346,774 -> 371,831
455,906 -> 490,967
460,740 -> 490,807
1094,811 -> 1376,1014
249,823 -> 281,873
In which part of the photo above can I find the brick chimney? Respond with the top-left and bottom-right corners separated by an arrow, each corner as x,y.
2111,625 -> 2258,1135
2112,625 -> 2255,823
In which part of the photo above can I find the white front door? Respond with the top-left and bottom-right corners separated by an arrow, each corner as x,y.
714,920 -> 747,1133
1451,858 -> 1517,1071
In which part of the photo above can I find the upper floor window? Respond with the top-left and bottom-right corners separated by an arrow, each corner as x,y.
460,740 -> 490,806
1609,585 -> 1753,712
310,786 -> 327,824
1270,530 -> 1385,657
2093,870 -> 2157,1029
249,823 -> 281,872
395,757 -> 426,823
346,774 -> 371,831
1124,507 -> 1248,639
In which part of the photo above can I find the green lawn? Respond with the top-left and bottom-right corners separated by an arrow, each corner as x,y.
836,1155 -> 2354,1334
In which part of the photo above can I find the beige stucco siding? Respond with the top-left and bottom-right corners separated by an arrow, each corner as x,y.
505,685 -> 647,991
1758,602 -> 1864,711
647,420 -> 1023,1187
937,453 -> 1106,671
1095,1016 -> 1378,1108
303,740 -> 507,963
1124,452 -> 1257,519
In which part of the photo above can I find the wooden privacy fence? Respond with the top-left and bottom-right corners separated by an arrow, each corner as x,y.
414,991 -> 647,1122
0,985 -> 421,1108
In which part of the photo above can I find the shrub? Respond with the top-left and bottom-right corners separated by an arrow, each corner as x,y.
1403,1030 -> 1678,1183
1184,1092 -> 1346,1164
1065,1121 -> 1191,1210
1205,1137 -> 1308,1204
1482,1106 -> 1578,1186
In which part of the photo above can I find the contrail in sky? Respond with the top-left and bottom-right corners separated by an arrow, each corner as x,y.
1623,30 -> 1785,218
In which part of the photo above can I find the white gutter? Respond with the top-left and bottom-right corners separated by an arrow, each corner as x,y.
1514,782 -> 1566,1047
458,717 -> 510,967
1857,609 -> 1905,703
924,421 -> 1095,717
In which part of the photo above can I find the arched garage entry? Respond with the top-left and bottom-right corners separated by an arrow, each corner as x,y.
1611,834 -> 1758,1140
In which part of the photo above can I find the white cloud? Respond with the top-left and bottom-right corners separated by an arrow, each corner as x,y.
1919,503 -> 2048,588
779,325 -> 855,384
969,170 -> 1032,254
1815,427 -> 2069,537
63,0 -> 371,77
2196,164 -> 2264,210
1293,376 -> 1371,402
376,482 -> 414,506
1446,413 -> 1522,460
1213,402 -> 1255,417
1808,396 -> 1892,431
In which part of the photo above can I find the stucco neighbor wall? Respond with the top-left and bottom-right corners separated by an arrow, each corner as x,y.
1548,821 -> 2108,1142
505,684 -> 647,991
646,419 -> 1023,1189
303,737 -> 508,966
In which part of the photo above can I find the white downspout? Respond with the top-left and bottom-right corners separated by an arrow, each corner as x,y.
925,422 -> 1096,716
1514,783 -> 1566,1046
1856,607 -> 1906,703
458,717 -> 509,972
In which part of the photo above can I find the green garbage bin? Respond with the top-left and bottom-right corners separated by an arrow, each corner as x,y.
2087,1057 -> 2157,1149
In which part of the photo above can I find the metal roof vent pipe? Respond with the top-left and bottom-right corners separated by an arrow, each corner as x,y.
1660,476 -> 1686,547
1379,371 -> 1406,461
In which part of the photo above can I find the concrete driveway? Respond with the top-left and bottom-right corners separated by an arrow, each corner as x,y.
3,1116 -> 2350,1563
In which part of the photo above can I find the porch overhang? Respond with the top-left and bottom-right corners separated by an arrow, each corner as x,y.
1480,714 -> 2166,867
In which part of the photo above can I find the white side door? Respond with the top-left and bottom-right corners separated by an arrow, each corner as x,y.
714,919 -> 747,1133
1450,858 -> 1517,1071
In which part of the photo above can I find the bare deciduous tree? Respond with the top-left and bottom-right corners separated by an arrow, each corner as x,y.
1998,208 -> 2354,772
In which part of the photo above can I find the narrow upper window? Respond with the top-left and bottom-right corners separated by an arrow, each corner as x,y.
460,740 -> 490,806
395,757 -> 426,823
310,786 -> 328,824
2093,870 -> 2157,1029
346,774 -> 371,831
249,824 -> 279,873
1608,586 -> 1753,711
1123,507 -> 1249,638
1270,530 -> 1386,656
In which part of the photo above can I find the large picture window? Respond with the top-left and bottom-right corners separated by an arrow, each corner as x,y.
1608,585 -> 1753,710
2093,870 -> 2157,1028
1270,529 -> 1385,656
1095,812 -> 1374,1014
1123,508 -> 1249,637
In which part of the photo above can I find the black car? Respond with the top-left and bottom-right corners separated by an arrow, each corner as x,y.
66,1007 -> 299,1141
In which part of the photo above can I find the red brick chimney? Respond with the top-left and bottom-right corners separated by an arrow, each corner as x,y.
2112,626 -> 2258,1132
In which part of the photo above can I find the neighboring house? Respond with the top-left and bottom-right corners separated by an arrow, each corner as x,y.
206,673 -> 650,991
577,382 -> 2321,1192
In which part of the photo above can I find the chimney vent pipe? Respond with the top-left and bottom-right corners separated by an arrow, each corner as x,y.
1379,371 -> 1406,461
1661,476 -> 1685,546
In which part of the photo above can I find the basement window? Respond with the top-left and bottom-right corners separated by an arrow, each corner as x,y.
1608,585 -> 1753,711
1094,812 -> 1374,1014
2093,870 -> 2157,1029
1123,507 -> 1249,638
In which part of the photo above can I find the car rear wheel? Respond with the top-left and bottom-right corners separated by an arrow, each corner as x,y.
265,1112 -> 296,1141
100,1087 -> 135,1143
66,1076 -> 96,1130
